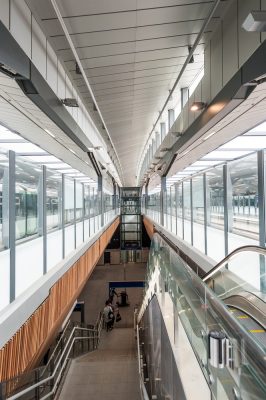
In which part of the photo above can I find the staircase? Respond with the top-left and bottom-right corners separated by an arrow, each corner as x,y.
59,328 -> 140,400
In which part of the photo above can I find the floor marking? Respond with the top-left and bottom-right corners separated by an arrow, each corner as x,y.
249,329 -> 264,333
237,316 -> 249,319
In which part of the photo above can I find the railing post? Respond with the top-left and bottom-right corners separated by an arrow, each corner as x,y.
0,382 -> 4,400
34,369 -> 40,399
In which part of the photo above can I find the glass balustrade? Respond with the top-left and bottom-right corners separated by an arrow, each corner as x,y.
142,233 -> 266,400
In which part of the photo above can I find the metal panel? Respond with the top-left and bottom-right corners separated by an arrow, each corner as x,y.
0,0 -> 9,28
32,17 -> 47,79
222,0 -> 238,85
0,21 -> 30,78
10,0 -> 32,58
238,0 -> 261,67
210,21 -> 223,99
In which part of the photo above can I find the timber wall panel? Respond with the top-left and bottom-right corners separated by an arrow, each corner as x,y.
143,216 -> 155,240
0,217 -> 119,382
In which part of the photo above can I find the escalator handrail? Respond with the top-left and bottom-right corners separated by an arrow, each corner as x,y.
202,245 -> 266,282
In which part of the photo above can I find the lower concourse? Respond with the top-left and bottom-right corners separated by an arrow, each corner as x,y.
0,1 -> 266,399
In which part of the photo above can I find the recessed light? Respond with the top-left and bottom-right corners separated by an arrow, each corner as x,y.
190,102 -> 206,111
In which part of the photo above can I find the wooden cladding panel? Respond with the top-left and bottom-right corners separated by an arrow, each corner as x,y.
143,216 -> 154,239
0,218 -> 119,382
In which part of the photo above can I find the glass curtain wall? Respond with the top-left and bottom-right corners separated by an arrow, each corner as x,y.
176,184 -> 183,238
145,150 -> 262,263
0,151 -> 10,310
46,168 -> 62,271
206,166 -> 225,260
183,181 -> 191,244
0,150 -> 118,312
192,175 -> 205,253
228,153 -> 259,247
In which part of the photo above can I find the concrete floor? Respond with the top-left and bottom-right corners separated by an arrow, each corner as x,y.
60,261 -> 146,400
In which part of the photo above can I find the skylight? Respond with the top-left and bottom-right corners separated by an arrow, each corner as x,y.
220,136 -> 266,150
202,150 -> 252,160
24,155 -> 60,163
0,142 -> 42,153
0,124 -> 95,183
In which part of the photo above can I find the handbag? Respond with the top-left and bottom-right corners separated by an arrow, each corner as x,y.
116,312 -> 122,322
108,310 -> 114,320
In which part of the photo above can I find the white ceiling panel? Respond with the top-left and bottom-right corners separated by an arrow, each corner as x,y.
25,0 -> 228,186
137,3 -> 213,26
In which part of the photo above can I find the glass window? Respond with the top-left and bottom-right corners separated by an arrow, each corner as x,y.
192,175 -> 205,253
206,165 -> 225,260
75,182 -> 83,221
15,158 -> 42,241
0,151 -> 9,250
176,184 -> 183,238
64,177 -> 74,224
84,184 -> 90,218
183,180 -> 191,243
46,169 -> 62,232
228,153 -> 259,249
0,151 -> 10,311
170,185 -> 176,233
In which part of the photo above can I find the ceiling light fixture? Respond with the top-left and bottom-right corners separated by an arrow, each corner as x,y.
69,149 -> 76,155
44,129 -> 55,138
190,102 -> 206,112
61,98 -> 79,107
203,131 -> 216,141
242,11 -> 266,31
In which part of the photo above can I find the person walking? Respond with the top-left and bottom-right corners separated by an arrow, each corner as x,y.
103,300 -> 114,331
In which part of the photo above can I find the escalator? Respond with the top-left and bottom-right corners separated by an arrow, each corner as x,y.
138,233 -> 266,400
202,246 -> 266,349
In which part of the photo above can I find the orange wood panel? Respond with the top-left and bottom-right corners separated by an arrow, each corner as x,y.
0,217 -> 119,382
143,216 -> 155,239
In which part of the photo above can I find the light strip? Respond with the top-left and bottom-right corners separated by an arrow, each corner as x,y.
203,131 -> 216,141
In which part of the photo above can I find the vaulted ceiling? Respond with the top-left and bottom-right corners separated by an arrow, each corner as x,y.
26,0 -> 227,185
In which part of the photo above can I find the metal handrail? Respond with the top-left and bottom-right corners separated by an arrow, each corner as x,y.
6,326 -> 98,400
136,325 -> 149,400
202,245 -> 266,282
41,320 -> 71,377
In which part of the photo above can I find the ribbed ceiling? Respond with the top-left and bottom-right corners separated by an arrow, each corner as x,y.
26,0 -> 226,185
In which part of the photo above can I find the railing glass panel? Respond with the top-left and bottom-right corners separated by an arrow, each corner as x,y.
141,234 -> 266,400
